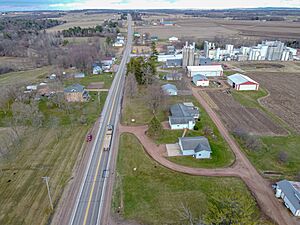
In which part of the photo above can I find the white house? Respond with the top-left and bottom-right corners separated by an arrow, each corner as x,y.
161,84 -> 178,96
187,65 -> 223,77
178,136 -> 212,159
169,36 -> 179,42
26,85 -> 38,91
275,180 -> 300,217
227,73 -> 259,91
192,74 -> 209,87
169,103 -> 199,130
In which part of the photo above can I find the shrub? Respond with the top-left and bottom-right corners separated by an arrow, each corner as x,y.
278,151 -> 288,164
194,125 -> 199,130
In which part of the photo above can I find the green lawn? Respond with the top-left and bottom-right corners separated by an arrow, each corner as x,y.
63,73 -> 114,89
112,133 -> 268,225
242,135 -> 300,180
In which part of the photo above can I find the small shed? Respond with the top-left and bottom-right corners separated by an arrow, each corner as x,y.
192,74 -> 209,87
161,84 -> 178,96
93,65 -> 102,75
227,73 -> 259,91
164,73 -> 182,81
169,36 -> 179,42
74,73 -> 85,78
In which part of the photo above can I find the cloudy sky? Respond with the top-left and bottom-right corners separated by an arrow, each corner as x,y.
1,0 -> 300,11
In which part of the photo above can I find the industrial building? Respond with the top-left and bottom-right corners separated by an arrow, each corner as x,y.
204,40 -> 297,62
182,42 -> 196,68
227,74 -> 259,91
187,65 -> 223,77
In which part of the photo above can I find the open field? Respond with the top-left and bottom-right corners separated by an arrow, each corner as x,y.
248,72 -> 300,134
112,133 -> 270,225
0,67 -> 52,87
0,126 -> 88,225
47,12 -> 117,32
136,15 -> 300,40
0,57 -> 36,71
64,73 -> 114,89
207,90 -> 287,136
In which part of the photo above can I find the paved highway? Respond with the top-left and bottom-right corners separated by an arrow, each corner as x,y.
68,14 -> 133,225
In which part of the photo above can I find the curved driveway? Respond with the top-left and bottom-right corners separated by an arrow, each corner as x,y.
119,86 -> 298,225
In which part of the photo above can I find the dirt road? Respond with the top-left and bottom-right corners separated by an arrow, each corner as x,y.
118,85 -> 299,225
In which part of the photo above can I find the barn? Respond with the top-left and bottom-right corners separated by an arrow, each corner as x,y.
227,73 -> 259,91
187,65 -> 223,77
192,74 -> 209,87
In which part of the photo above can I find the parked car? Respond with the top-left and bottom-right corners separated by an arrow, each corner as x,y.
86,134 -> 93,142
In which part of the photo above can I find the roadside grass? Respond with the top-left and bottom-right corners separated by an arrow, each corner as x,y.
63,73 -> 114,89
112,133 -> 266,225
0,126 -> 89,225
122,88 -> 234,168
239,135 -> 300,180
0,67 -> 52,87
223,70 -> 237,76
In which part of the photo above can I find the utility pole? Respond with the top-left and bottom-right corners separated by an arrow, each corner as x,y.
42,176 -> 53,210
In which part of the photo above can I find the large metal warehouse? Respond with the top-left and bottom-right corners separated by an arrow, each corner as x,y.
227,73 -> 259,91
187,65 -> 223,77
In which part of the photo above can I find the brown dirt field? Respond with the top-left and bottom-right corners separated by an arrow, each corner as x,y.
207,90 -> 287,136
136,15 -> 300,40
226,61 -> 300,73
249,72 -> 300,133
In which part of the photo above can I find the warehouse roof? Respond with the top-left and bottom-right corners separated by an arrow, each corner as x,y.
187,65 -> 223,72
179,136 -> 211,152
228,73 -> 258,85
277,180 -> 300,210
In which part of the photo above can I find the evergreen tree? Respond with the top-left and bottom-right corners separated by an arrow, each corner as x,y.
147,116 -> 163,138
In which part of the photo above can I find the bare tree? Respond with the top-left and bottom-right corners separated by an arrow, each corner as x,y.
126,73 -> 138,98
145,82 -> 166,114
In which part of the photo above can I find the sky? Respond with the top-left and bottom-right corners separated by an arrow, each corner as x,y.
1,0 -> 300,11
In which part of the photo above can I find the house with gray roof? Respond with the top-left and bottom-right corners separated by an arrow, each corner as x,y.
162,84 -> 178,96
64,84 -> 89,102
275,180 -> 300,216
179,136 -> 211,159
169,102 -> 199,130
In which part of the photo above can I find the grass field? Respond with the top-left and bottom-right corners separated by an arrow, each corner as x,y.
242,135 -> 300,180
0,67 -> 52,87
0,57 -> 36,71
0,126 -> 88,225
112,133 -> 269,225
